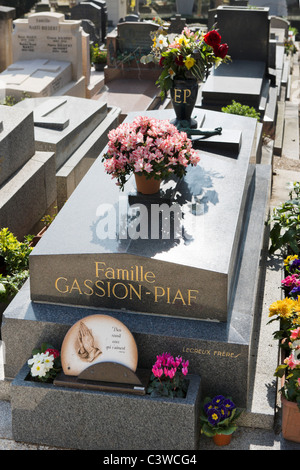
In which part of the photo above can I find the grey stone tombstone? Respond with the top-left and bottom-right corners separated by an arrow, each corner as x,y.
71,2 -> 104,43
84,0 -> 107,43
117,21 -> 159,53
81,18 -> 100,44
168,14 -> 186,34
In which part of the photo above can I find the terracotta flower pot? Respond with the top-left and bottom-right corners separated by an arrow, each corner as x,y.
213,433 -> 232,446
282,396 -> 300,443
134,173 -> 161,195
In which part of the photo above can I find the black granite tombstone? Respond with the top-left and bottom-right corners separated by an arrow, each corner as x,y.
2,108 -> 271,407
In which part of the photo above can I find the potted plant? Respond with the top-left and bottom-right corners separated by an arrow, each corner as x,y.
101,115 -> 200,193
90,43 -> 107,71
141,27 -> 230,128
147,352 -> 189,398
274,327 -> 300,442
200,395 -> 243,446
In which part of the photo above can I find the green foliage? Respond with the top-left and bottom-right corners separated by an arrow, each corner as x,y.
0,228 -> 32,301
147,374 -> 188,398
221,100 -> 261,120
267,182 -> 300,255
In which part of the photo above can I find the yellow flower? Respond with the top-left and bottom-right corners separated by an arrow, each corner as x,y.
178,36 -> 188,46
284,255 -> 298,266
268,298 -> 295,318
184,55 -> 196,70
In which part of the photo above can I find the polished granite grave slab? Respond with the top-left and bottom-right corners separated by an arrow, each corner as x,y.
2,164 -> 271,407
2,107 -> 271,407
201,60 -> 268,110
29,109 -> 257,322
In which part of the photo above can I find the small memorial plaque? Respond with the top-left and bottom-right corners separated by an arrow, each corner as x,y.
61,314 -> 138,376
55,314 -> 149,394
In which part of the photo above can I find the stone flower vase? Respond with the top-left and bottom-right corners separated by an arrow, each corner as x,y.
282,396 -> 300,442
134,173 -> 161,194
170,79 -> 198,129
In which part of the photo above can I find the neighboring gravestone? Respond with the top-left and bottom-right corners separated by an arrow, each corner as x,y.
0,6 -> 15,73
80,19 -> 100,44
0,11 -> 94,100
71,1 -> 107,44
15,96 -> 108,169
213,5 -> 270,62
0,59 -> 72,101
168,14 -> 186,34
12,12 -> 84,81
117,21 -> 159,53
0,105 -> 35,186
15,95 -> 121,208
201,5 -> 274,123
0,105 -> 56,239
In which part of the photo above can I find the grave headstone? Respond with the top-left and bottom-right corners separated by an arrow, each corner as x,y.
0,105 -> 35,186
117,21 -> 159,54
201,5 -> 275,128
71,1 -> 107,44
168,14 -> 186,34
2,108 -> 271,412
81,18 -> 99,44
0,11 -> 97,100
0,105 -> 56,239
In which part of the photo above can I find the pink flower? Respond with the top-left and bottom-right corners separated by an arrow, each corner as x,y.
291,327 -> 300,340
284,353 -> 300,370
152,366 -> 163,378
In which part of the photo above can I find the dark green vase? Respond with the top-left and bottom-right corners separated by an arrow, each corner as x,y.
170,79 -> 198,129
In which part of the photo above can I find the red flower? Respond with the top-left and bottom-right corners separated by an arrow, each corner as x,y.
46,348 -> 60,359
159,56 -> 165,67
213,43 -> 229,59
204,29 -> 221,47
175,55 -> 184,66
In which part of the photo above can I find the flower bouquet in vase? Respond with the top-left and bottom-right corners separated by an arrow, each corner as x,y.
102,115 -> 200,194
141,27 -> 230,128
200,395 -> 243,446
